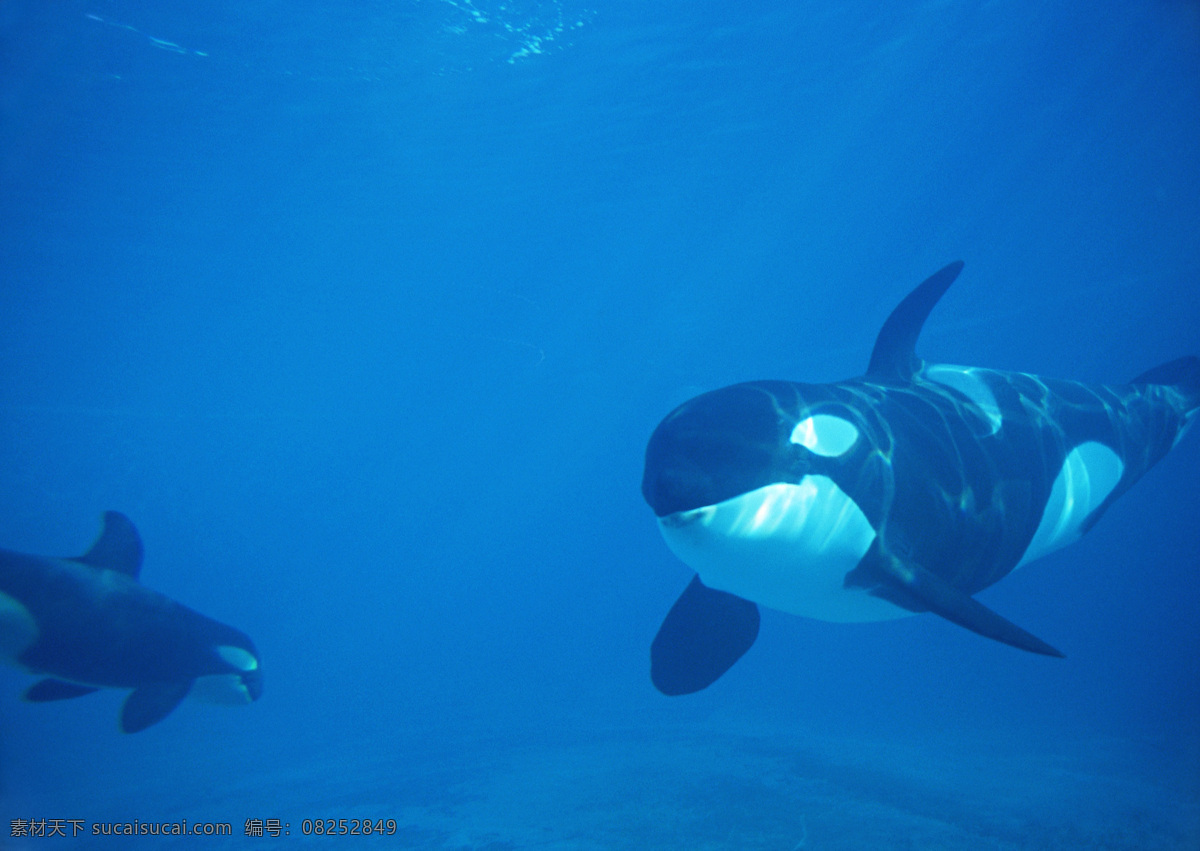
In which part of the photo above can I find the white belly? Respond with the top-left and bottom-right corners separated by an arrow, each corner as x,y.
0,591 -> 38,664
658,478 -> 909,623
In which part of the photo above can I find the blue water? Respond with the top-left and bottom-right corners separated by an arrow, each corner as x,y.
2,1 -> 1198,847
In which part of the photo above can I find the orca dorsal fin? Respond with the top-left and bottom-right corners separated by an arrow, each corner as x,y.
1131,355 -> 1200,402
866,261 -> 964,380
74,511 -> 144,579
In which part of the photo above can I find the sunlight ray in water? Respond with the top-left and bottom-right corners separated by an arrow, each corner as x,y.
84,13 -> 209,57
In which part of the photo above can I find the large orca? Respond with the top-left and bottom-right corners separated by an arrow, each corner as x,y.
0,512 -> 262,732
643,262 -> 1199,695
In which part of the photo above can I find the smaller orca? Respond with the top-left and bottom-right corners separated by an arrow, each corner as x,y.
0,512 -> 262,732
643,262 -> 1199,695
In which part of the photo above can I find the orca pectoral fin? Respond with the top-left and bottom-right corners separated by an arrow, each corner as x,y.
651,574 -> 760,696
23,679 -> 101,702
120,681 -> 192,733
881,561 -> 1064,658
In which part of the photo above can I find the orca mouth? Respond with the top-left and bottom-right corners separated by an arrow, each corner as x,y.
642,459 -> 787,518
241,668 -> 264,703
658,504 -> 717,528
204,643 -> 263,704
641,430 -> 783,517
642,466 -> 716,518
189,667 -> 263,705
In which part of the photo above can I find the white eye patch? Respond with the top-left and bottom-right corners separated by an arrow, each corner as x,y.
790,414 -> 859,457
216,645 -> 258,671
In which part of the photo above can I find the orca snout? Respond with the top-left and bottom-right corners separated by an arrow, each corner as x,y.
642,449 -> 714,518
198,641 -> 263,705
643,384 -> 800,517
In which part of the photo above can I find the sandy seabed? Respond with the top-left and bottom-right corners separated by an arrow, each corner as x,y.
5,722 -> 1198,850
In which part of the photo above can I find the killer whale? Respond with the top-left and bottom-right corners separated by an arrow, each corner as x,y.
0,512 -> 262,732
643,262 -> 1199,696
